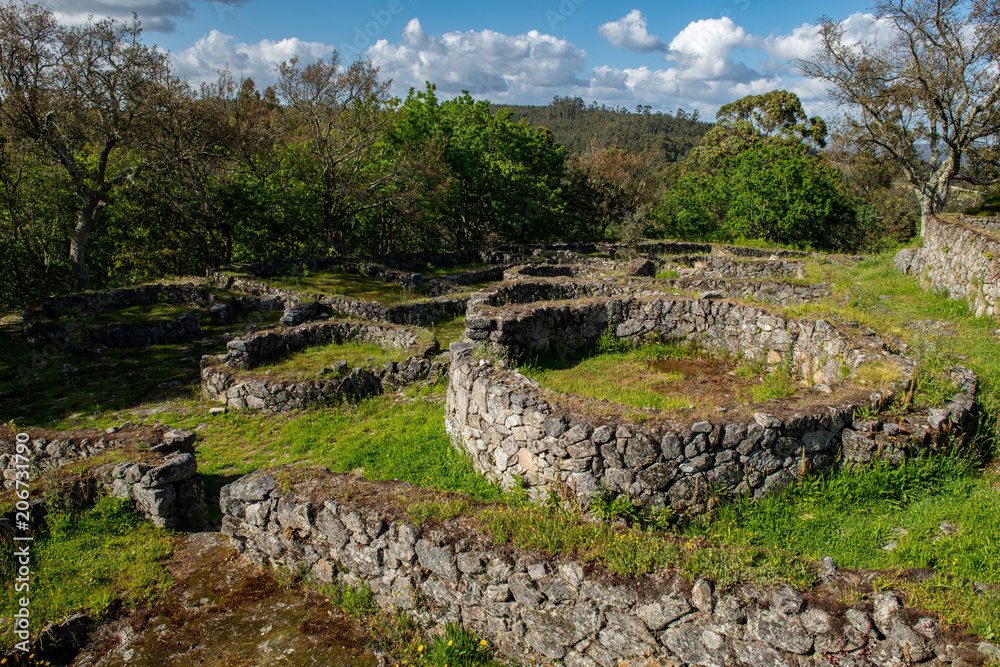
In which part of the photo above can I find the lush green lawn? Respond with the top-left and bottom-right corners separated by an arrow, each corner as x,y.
0,497 -> 174,654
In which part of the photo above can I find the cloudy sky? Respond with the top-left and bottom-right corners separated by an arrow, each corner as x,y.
43,0 -> 885,117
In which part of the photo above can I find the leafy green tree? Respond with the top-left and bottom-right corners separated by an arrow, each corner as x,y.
392,84 -> 567,248
682,90 -> 827,173
654,91 -> 861,251
722,143 -> 859,249
0,3 -> 211,289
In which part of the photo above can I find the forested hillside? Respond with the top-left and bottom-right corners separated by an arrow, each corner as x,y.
491,96 -> 712,165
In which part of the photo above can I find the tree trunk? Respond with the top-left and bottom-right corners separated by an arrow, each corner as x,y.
918,188 -> 948,236
69,196 -> 102,290
322,198 -> 346,256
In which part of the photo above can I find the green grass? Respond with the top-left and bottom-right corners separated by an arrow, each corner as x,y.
429,314 -> 467,349
519,340 -> 705,412
680,454 -> 1000,636
748,366 -> 797,402
482,504 -> 816,588
263,269 -> 426,305
244,341 -> 417,378
655,269 -> 680,279
0,496 -> 174,653
319,581 -> 502,667
138,383 -> 503,512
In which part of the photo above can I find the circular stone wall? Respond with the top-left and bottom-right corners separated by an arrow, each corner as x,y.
447,290 -> 977,511
201,319 -> 446,412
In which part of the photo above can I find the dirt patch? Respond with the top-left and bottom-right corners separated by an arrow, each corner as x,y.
647,356 -> 758,409
69,532 -> 376,667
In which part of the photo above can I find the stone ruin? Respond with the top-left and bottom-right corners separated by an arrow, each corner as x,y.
1,426 -> 206,530
22,282 -> 283,353
446,255 -> 978,512
201,319 -> 447,412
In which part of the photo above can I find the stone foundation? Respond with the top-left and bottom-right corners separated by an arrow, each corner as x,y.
895,215 -> 1000,317
1,427 -> 206,529
444,343 -> 974,511
479,277 -> 830,309
220,468 -> 997,667
466,295 -> 877,384
200,319 -> 447,412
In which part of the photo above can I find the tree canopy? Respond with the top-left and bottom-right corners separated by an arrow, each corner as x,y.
0,2 -> 209,288
798,0 -> 1000,224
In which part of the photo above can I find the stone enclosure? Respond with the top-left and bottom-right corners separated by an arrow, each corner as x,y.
1,426 -> 206,529
22,282 -> 283,352
201,319 -> 447,412
448,266 -> 978,511
895,214 -> 1000,317
220,468 -> 998,667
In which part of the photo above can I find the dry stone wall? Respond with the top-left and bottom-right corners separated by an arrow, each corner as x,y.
895,215 -> 1000,317
956,213 -> 1000,233
219,468 -> 997,667
1,427 -> 205,529
206,271 -> 467,326
24,283 -> 219,319
478,277 -> 829,309
23,283 -> 283,351
444,344 -> 974,511
684,259 -> 805,281
467,295 -> 871,384
200,319 -> 446,412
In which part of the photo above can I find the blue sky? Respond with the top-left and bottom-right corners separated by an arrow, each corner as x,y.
45,0 -> 883,116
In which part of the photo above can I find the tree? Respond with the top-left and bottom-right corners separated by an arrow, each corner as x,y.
798,0 -> 1000,227
276,54 -> 405,255
392,84 -> 567,248
567,139 -> 656,237
682,90 -> 827,173
0,2 -> 207,289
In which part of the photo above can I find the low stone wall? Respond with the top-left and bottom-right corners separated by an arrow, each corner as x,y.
476,278 -> 830,309
440,264 -> 517,286
217,319 -> 435,369
895,215 -> 1000,317
504,265 -> 612,281
24,283 -> 216,320
201,356 -> 448,412
206,272 -> 467,326
23,283 -> 283,350
686,259 -> 805,281
665,278 -> 830,305
87,311 -> 202,348
200,319 -> 447,412
466,295 -> 873,385
719,245 -> 812,259
957,213 -> 1000,233
219,468 -> 996,667
1,427 -> 205,529
445,344 -> 975,511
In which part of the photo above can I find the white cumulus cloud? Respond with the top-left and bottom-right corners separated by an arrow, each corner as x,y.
598,10 -> 666,52
171,30 -> 333,87
667,17 -> 757,82
366,18 -> 586,99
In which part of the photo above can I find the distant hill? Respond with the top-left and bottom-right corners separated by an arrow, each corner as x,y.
491,96 -> 713,165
